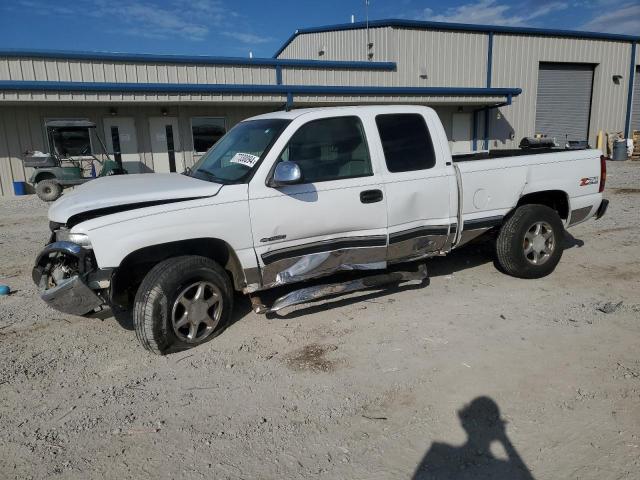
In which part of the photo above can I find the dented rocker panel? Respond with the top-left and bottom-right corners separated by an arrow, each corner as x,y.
259,239 -> 388,289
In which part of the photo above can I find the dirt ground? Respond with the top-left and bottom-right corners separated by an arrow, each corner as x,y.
1,161 -> 639,480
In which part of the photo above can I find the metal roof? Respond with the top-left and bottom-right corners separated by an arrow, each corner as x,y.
0,48 -> 395,71
273,18 -> 640,57
0,80 -> 522,98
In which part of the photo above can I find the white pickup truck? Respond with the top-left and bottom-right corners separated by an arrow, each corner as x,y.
33,105 -> 608,353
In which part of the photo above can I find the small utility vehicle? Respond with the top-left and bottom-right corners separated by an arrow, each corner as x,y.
24,120 -> 126,201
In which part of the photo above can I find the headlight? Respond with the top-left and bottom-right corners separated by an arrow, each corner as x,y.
55,229 -> 92,248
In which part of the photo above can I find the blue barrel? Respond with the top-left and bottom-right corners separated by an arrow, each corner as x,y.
12,181 -> 26,195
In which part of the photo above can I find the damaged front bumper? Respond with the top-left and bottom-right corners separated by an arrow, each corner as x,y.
32,241 -> 105,316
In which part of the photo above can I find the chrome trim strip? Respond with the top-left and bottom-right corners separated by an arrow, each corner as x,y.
260,235 -> 387,265
463,215 -> 503,230
389,225 -> 450,244
268,263 -> 428,313
260,246 -> 387,289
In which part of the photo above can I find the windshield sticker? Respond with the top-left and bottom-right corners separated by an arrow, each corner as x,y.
230,152 -> 260,168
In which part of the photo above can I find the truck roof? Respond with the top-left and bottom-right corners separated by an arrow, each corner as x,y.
247,104 -> 436,121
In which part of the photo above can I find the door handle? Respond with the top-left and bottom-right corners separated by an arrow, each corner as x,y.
360,189 -> 383,204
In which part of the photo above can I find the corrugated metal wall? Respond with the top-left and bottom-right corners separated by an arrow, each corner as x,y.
278,27 -> 487,88
2,27 -> 636,195
0,104 -> 272,196
492,35 -> 630,148
0,57 -> 276,84
277,27 -> 394,62
391,28 -> 487,87
280,28 -> 633,150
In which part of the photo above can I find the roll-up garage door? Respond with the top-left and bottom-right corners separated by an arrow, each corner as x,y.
535,63 -> 594,144
632,66 -> 640,132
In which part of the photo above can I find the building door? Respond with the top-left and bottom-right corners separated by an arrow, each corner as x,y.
102,117 -> 141,173
535,63 -> 594,145
632,66 -> 640,132
148,117 -> 183,173
450,113 -> 472,153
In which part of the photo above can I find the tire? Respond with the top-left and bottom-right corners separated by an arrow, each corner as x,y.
35,179 -> 62,202
496,204 -> 565,279
133,256 -> 233,354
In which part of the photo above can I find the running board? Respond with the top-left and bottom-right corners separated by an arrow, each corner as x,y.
253,263 -> 428,314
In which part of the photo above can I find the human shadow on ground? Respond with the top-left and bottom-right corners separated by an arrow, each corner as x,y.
412,396 -> 535,480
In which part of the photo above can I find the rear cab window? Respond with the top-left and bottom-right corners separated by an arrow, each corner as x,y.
375,113 -> 437,172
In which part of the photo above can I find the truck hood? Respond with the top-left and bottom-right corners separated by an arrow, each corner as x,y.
49,173 -> 222,224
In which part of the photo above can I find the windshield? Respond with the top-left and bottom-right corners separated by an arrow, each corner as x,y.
189,118 -> 290,184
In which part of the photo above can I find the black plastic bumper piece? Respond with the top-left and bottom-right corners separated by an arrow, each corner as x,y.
40,275 -> 103,316
595,199 -> 609,220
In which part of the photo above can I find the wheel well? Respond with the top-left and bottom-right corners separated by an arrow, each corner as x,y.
516,190 -> 569,220
34,172 -> 56,183
110,238 -> 246,308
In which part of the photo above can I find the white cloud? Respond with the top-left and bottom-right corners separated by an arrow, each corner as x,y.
417,0 -> 569,27
580,3 -> 640,35
222,32 -> 275,44
9,0 -> 256,42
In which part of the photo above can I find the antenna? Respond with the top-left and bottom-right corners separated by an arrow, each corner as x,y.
365,0 -> 373,60
365,0 -> 369,46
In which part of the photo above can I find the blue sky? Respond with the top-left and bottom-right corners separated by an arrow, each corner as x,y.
0,0 -> 638,58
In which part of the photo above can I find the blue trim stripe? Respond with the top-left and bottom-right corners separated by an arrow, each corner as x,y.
0,48 -> 396,71
483,109 -> 490,150
624,42 -> 637,137
484,32 -> 494,149
274,19 -> 639,57
0,80 -> 522,97
472,111 -> 478,151
486,32 -> 494,88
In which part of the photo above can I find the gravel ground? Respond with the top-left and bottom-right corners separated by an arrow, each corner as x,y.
1,161 -> 639,479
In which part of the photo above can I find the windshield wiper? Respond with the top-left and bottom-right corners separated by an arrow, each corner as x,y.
194,169 -> 229,184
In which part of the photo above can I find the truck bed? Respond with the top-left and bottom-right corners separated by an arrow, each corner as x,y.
453,148 -> 588,162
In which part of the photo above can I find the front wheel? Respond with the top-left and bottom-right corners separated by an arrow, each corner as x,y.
495,204 -> 565,279
133,256 -> 233,354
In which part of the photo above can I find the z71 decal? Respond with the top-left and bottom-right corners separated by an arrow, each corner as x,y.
579,176 -> 598,186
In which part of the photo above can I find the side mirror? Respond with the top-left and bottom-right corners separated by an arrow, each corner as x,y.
271,161 -> 302,187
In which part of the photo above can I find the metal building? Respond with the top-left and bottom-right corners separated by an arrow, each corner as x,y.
0,19 -> 638,197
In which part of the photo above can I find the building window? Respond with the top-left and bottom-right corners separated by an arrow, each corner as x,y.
191,117 -> 226,153
46,120 -> 93,157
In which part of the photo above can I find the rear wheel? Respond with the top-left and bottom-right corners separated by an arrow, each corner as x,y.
36,179 -> 62,202
133,256 -> 233,354
496,204 -> 565,279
